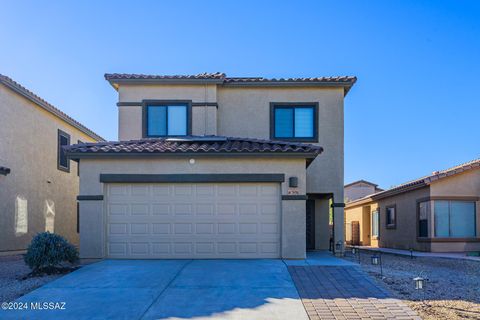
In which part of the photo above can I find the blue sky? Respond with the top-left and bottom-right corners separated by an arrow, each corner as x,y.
1,0 -> 479,189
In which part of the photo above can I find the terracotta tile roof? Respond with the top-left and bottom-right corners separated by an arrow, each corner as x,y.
104,73 -> 357,94
0,166 -> 11,176
0,74 -> 104,141
65,136 -> 323,160
105,72 -> 226,80
346,158 -> 480,206
224,75 -> 356,84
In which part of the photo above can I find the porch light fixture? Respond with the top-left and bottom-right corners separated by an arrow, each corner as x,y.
189,159 -> 195,164
371,254 -> 383,277
351,246 -> 357,255
413,277 -> 425,290
413,271 -> 427,290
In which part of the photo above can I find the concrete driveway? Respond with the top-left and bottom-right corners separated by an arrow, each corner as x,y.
1,259 -> 308,320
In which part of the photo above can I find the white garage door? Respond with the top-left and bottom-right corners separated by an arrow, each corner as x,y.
105,183 -> 281,259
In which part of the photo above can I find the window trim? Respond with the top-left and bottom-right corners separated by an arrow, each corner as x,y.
385,204 -> 397,229
77,140 -> 83,176
269,102 -> 319,142
371,209 -> 379,238
416,196 -> 479,241
416,200 -> 430,238
142,100 -> 192,138
57,129 -> 71,172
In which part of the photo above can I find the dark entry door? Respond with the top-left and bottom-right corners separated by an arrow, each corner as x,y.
306,200 -> 315,250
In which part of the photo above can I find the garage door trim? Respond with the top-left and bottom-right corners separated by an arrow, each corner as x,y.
100,173 -> 285,183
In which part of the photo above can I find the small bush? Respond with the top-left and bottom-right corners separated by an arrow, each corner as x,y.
24,232 -> 79,273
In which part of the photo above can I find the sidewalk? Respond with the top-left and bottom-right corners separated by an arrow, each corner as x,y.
354,246 -> 480,261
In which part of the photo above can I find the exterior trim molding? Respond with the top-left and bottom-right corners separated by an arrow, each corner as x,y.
331,202 -> 346,208
118,101 -> 219,108
282,195 -> 308,200
67,152 -> 318,160
100,173 -> 285,183
77,195 -> 104,201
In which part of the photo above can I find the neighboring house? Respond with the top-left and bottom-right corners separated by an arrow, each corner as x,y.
344,180 -> 383,202
345,159 -> 480,252
0,74 -> 104,254
66,72 -> 356,259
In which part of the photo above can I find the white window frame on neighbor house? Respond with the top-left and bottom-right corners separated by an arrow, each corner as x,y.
417,198 -> 477,239
371,209 -> 379,238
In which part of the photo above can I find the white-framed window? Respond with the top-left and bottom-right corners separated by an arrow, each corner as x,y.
418,199 -> 476,238
434,200 -> 476,238
372,209 -> 379,237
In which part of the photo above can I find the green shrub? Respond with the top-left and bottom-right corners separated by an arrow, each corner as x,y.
24,232 -> 79,272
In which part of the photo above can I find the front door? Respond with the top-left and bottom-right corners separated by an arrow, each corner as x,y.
306,200 -> 315,250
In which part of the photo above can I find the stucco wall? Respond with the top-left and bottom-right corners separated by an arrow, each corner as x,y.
117,84 -> 218,140
345,203 -> 379,247
376,187 -> 431,251
114,83 -> 346,250
428,168 -> 480,252
78,157 -> 307,259
217,86 -> 345,246
0,85 -> 98,252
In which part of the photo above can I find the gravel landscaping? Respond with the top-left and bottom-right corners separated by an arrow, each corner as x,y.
0,255 -> 63,302
342,250 -> 480,320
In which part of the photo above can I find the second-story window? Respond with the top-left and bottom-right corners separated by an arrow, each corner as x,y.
145,102 -> 190,137
271,103 -> 318,141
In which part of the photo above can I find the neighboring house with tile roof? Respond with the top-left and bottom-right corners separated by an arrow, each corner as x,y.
345,158 -> 480,252
66,72 -> 356,259
0,74 -> 104,253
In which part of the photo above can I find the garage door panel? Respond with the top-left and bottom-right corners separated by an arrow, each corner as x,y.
106,182 -> 281,259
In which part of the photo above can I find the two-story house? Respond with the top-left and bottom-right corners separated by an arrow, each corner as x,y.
66,73 -> 356,259
0,74 -> 104,253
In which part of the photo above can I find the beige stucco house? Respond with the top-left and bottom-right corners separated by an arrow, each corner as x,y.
0,74 -> 104,254
66,72 -> 356,259
345,159 -> 480,252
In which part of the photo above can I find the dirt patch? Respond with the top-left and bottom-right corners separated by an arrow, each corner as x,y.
0,255 -> 76,302
343,250 -> 480,320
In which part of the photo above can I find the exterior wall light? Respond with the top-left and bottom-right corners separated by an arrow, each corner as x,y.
289,177 -> 298,188
189,159 -> 195,165
351,246 -> 357,254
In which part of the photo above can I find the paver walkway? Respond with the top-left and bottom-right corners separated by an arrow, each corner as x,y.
288,265 -> 420,320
